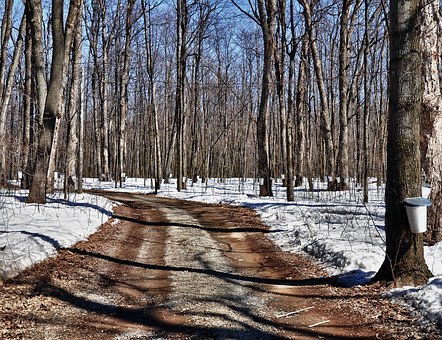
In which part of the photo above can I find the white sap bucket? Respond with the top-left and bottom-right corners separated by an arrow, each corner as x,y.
404,197 -> 432,233
422,183 -> 432,199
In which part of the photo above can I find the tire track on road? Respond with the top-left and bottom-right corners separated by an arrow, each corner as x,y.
159,204 -> 279,338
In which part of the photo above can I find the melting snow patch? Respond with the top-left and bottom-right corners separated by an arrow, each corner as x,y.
387,278 -> 442,328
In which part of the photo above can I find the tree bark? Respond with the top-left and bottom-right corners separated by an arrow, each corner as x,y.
335,0 -> 361,190
274,0 -> 290,199
78,67 -> 85,194
336,0 -> 350,190
100,2 -> 111,182
117,0 -> 135,187
295,33 -> 308,189
420,0 -> 442,244
299,0 -> 335,182
22,11 -> 33,189
64,11 -> 83,197
256,0 -> 276,197
0,13 -> 26,185
142,0 -> 162,193
27,0 -> 82,204
286,0 -> 298,200
363,0 -> 370,203
372,0 -> 432,286
0,0 -> 13,102
175,0 -> 188,191
24,1 -> 44,188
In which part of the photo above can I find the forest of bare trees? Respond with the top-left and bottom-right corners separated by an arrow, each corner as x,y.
0,1 -> 440,243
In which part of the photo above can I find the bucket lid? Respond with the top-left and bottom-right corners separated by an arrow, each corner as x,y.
404,197 -> 432,207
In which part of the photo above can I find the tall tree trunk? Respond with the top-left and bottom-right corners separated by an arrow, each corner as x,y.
190,55 -> 200,183
92,72 -> 103,180
78,67 -> 85,194
46,116 -> 61,192
48,0 -> 83,193
0,13 -> 26,185
118,0 -> 136,187
175,0 -> 188,191
299,0 -> 335,182
163,53 -> 175,184
142,0 -> 162,193
256,0 -> 276,197
420,0 -> 442,244
372,0 -> 432,286
29,1 -> 47,130
275,0 -> 290,199
22,12 -> 33,189
189,2 -> 213,184
100,3 -> 110,182
64,11 -> 83,196
336,0 -> 351,190
336,0 -> 361,190
363,0 -> 370,203
26,0 -> 59,203
0,0 -> 13,102
285,0 -> 297,200
27,0 -> 82,204
295,33 -> 308,189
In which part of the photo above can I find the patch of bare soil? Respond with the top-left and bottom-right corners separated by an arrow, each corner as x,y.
0,192 -> 439,339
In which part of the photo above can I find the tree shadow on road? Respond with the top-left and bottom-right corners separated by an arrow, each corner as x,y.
64,246 -> 335,288
112,213 -> 286,234
33,270 -> 374,340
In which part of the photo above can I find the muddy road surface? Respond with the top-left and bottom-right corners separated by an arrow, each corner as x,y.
0,192 -> 438,339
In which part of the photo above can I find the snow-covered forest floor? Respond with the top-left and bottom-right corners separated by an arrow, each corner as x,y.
1,177 -> 441,329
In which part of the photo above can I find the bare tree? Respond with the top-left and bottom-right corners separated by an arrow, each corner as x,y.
188,1 -> 215,184
142,0 -> 163,193
255,0 -> 275,197
336,0 -> 361,190
231,0 -> 275,196
0,11 -> 26,185
116,0 -> 136,188
22,8 -> 33,188
64,7 -> 83,197
420,0 -> 442,244
286,0 -> 297,199
363,0 -> 369,203
372,0 -> 432,286
27,0 -> 82,204
85,1 -> 102,178
294,32 -> 308,189
100,0 -> 111,182
78,66 -> 85,194
298,0 -> 335,185
175,0 -> 189,191
274,0 -> 291,199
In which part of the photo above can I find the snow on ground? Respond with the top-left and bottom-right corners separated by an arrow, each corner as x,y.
1,176 -> 441,328
0,188 -> 112,280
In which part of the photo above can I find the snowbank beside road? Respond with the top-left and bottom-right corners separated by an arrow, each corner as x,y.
0,190 -> 112,280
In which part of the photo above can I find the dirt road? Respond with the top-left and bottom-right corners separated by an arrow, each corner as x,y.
0,192 -> 439,339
